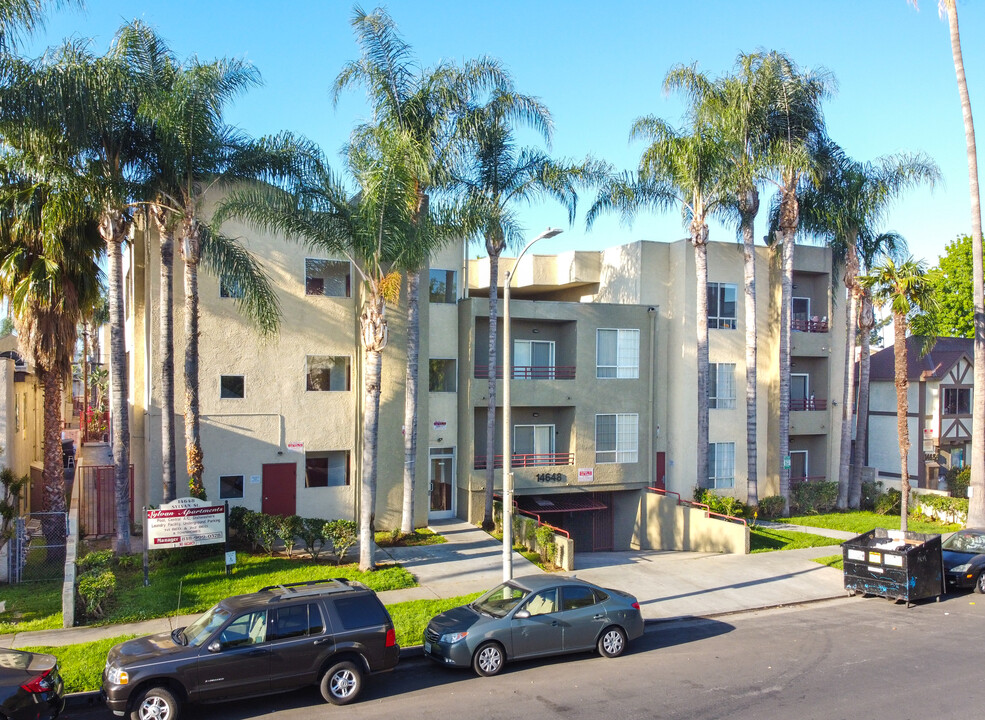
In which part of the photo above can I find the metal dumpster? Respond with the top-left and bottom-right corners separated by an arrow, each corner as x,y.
842,528 -> 945,606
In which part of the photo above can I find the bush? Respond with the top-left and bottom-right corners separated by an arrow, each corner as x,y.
875,488 -> 901,515
860,480 -> 884,512
229,506 -> 249,536
946,466 -> 971,500
77,569 -> 116,619
324,519 -> 358,565
534,525 -> 557,566
298,518 -> 327,559
77,550 -> 113,573
791,481 -> 838,515
252,514 -> 279,556
694,488 -> 747,518
757,496 -> 786,519
278,515 -> 304,558
917,493 -> 968,523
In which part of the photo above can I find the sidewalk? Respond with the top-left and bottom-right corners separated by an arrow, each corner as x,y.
1,518 -> 851,650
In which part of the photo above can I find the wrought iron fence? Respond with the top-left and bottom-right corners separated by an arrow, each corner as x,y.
5,512 -> 67,583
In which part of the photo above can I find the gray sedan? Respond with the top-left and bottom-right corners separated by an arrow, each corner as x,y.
423,575 -> 644,676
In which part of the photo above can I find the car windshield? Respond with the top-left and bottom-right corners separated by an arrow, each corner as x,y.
183,605 -> 232,647
472,582 -> 529,618
942,531 -> 985,554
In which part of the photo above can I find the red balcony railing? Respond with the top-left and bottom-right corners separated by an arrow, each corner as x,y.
474,365 -> 576,380
790,398 -> 827,411
474,452 -> 574,469
792,318 -> 828,333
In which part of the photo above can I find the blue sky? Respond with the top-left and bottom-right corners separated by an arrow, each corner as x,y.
19,0 -> 985,265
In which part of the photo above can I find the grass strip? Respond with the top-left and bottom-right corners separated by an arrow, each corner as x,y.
749,527 -> 844,553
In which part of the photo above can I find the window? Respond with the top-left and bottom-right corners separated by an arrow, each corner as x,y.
513,424 -> 555,459
306,259 -> 351,297
707,442 -> 735,489
220,610 -> 268,649
305,451 -> 350,487
220,280 -> 244,299
596,329 -> 639,379
220,375 -> 245,399
561,585 -> 599,611
792,296 -> 810,324
429,269 -> 457,303
523,588 -> 558,616
306,356 -> 350,391
595,413 -> 638,463
709,363 -> 736,409
708,283 -> 737,329
219,475 -> 244,499
944,387 -> 971,415
334,595 -> 388,630
429,359 -> 457,392
514,339 -> 555,379
268,604 -> 324,641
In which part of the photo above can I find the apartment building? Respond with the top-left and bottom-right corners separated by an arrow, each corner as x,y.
123,210 -> 845,552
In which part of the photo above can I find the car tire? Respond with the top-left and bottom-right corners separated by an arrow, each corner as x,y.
472,642 -> 505,677
130,686 -> 179,720
974,572 -> 985,595
597,626 -> 627,658
320,661 -> 363,705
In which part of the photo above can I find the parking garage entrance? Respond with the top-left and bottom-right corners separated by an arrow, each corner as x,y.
515,492 -> 613,552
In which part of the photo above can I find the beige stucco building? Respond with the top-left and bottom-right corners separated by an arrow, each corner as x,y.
123,210 -> 845,553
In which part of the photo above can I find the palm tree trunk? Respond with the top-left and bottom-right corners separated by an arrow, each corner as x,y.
894,313 -> 910,531
82,327 -> 88,443
101,210 -> 131,555
359,293 -> 387,571
694,225 -> 710,489
483,250 -> 500,529
401,270 -> 420,534
851,291 -> 875,507
945,1 -> 985,527
778,228 -> 794,515
741,207 -> 758,506
154,210 -> 176,503
39,366 -> 66,560
838,256 -> 859,510
181,220 -> 204,499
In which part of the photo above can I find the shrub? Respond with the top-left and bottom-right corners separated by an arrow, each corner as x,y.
324,519 -> 358,565
860,480 -> 884,512
694,488 -> 747,518
77,569 -> 116,619
278,515 -> 304,558
298,518 -> 327,559
229,506 -> 249,536
946,466 -> 970,500
252,514 -> 279,556
115,554 -> 140,571
77,550 -> 114,573
791,481 -> 838,515
757,496 -> 786,519
917,493 -> 968,523
875,488 -> 901,515
534,525 -> 557,566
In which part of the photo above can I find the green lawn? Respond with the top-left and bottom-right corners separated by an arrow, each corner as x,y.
22,592 -> 484,694
785,511 -> 961,536
812,554 -> 844,570
0,580 -> 63,633
375,528 -> 446,548
749,527 -> 844,553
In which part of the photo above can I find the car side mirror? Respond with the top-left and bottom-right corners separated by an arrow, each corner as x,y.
513,609 -> 530,619
208,641 -> 221,653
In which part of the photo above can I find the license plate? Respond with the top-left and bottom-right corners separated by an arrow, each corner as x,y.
424,641 -> 432,654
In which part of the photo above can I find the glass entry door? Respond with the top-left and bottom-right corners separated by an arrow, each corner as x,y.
429,447 -> 456,518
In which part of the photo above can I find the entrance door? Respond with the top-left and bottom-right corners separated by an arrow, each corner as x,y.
790,451 -> 808,483
262,463 -> 296,516
429,447 -> 455,519
791,373 -> 809,410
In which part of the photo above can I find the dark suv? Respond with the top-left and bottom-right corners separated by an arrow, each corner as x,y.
102,579 -> 399,720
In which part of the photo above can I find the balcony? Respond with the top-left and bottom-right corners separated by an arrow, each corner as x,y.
790,398 -> 827,411
792,318 -> 828,333
474,452 -> 575,470
474,365 -> 576,380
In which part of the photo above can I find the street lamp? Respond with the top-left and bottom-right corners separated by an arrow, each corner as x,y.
502,227 -> 562,581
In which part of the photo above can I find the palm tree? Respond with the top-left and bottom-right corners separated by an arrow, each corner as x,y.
859,257 -> 937,530
456,89 -> 590,529
334,6 -> 510,534
0,0 -> 76,53
798,148 -> 940,508
589,82 -> 729,491
217,131 -> 426,570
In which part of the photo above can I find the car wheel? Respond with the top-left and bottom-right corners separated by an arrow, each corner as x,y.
320,661 -> 363,705
130,686 -> 179,720
974,572 -> 985,595
598,626 -> 627,658
472,642 -> 505,677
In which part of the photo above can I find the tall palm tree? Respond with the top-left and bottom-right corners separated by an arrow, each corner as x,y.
761,52 -> 834,515
456,89 -> 590,529
798,148 -> 940,507
860,257 -> 937,531
589,88 -> 729,491
334,6 -> 511,534
0,0 -> 76,53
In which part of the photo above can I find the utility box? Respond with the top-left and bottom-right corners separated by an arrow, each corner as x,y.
842,528 -> 945,606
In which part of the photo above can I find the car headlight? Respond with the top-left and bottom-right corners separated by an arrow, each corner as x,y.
440,631 -> 468,643
950,563 -> 972,574
107,667 -> 129,685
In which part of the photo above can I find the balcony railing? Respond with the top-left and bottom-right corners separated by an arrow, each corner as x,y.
474,452 -> 575,469
474,365 -> 576,380
790,475 -> 828,485
790,398 -> 827,411
792,318 -> 828,333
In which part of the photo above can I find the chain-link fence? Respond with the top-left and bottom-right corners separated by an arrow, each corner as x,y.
5,512 -> 67,583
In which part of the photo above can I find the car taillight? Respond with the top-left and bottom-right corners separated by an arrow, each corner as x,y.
21,668 -> 53,693
385,628 -> 396,647
631,602 -> 640,610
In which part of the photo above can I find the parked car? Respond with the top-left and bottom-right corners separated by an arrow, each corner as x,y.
0,648 -> 64,720
942,528 -> 985,593
102,578 -> 399,720
424,575 -> 644,676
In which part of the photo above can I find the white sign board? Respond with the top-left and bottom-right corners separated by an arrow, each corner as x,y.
287,441 -> 304,453
146,497 -> 226,549
577,468 -> 595,483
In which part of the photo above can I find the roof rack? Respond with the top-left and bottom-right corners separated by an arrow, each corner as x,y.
257,578 -> 357,600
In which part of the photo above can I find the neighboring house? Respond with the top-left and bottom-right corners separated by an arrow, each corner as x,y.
859,336 -> 973,490
0,336 -> 47,514
123,203 -> 845,552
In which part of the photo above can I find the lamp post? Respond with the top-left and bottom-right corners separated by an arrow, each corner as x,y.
502,227 -> 562,581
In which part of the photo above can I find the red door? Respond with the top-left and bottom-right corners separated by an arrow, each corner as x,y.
262,463 -> 297,517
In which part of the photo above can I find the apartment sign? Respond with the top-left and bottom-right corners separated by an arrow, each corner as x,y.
577,468 -> 595,483
146,497 -> 226,549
